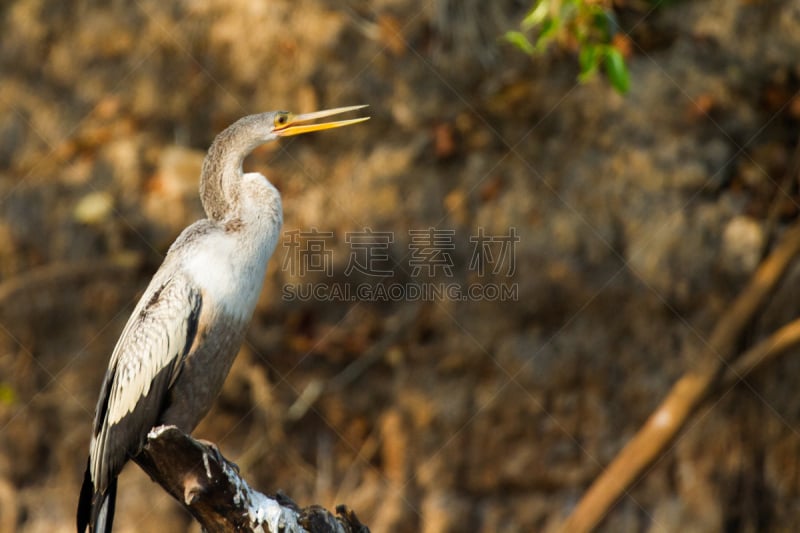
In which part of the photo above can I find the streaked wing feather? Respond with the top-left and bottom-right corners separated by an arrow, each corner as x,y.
90,273 -> 202,492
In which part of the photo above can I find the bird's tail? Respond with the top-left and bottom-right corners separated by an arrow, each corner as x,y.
77,461 -> 117,533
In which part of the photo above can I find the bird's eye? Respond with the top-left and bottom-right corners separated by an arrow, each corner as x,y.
274,112 -> 292,128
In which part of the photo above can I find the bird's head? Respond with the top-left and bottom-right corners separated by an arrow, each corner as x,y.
201,105 -> 369,222
272,105 -> 370,138
240,105 -> 370,147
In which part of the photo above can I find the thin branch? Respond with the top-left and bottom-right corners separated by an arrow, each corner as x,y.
764,135 -> 800,242
0,477 -> 18,533
559,221 -> 800,533
721,316 -> 800,387
134,426 -> 370,533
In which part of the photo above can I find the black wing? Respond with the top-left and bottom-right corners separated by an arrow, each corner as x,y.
78,273 -> 202,532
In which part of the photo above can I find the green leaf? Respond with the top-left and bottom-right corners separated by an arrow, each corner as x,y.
503,31 -> 536,55
591,9 -> 611,40
604,47 -> 630,93
578,45 -> 600,82
536,17 -> 561,51
522,1 -> 550,30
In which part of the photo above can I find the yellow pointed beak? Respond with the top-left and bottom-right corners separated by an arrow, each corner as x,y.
274,105 -> 370,137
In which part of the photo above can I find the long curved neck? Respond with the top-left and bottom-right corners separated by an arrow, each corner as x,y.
199,120 -> 263,222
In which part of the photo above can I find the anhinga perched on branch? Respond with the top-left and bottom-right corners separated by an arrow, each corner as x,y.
77,106 -> 369,533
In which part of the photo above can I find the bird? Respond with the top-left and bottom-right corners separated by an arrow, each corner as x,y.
76,105 -> 369,533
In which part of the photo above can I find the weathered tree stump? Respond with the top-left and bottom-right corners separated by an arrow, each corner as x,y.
134,426 -> 369,533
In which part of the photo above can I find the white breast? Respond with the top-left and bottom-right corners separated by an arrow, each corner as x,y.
182,230 -> 272,319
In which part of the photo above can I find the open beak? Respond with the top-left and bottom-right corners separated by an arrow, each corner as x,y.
274,105 -> 370,137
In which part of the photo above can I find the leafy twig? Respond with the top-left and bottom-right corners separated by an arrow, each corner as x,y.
505,0 -> 630,93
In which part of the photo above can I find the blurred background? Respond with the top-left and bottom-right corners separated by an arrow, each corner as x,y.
2,0 -> 800,531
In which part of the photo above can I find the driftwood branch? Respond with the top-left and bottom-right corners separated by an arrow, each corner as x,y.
559,221 -> 800,533
134,426 -> 370,533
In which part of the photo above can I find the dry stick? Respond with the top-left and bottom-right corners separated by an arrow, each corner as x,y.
0,478 -> 18,533
764,136 -> 800,242
721,316 -> 800,387
559,221 -> 800,533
